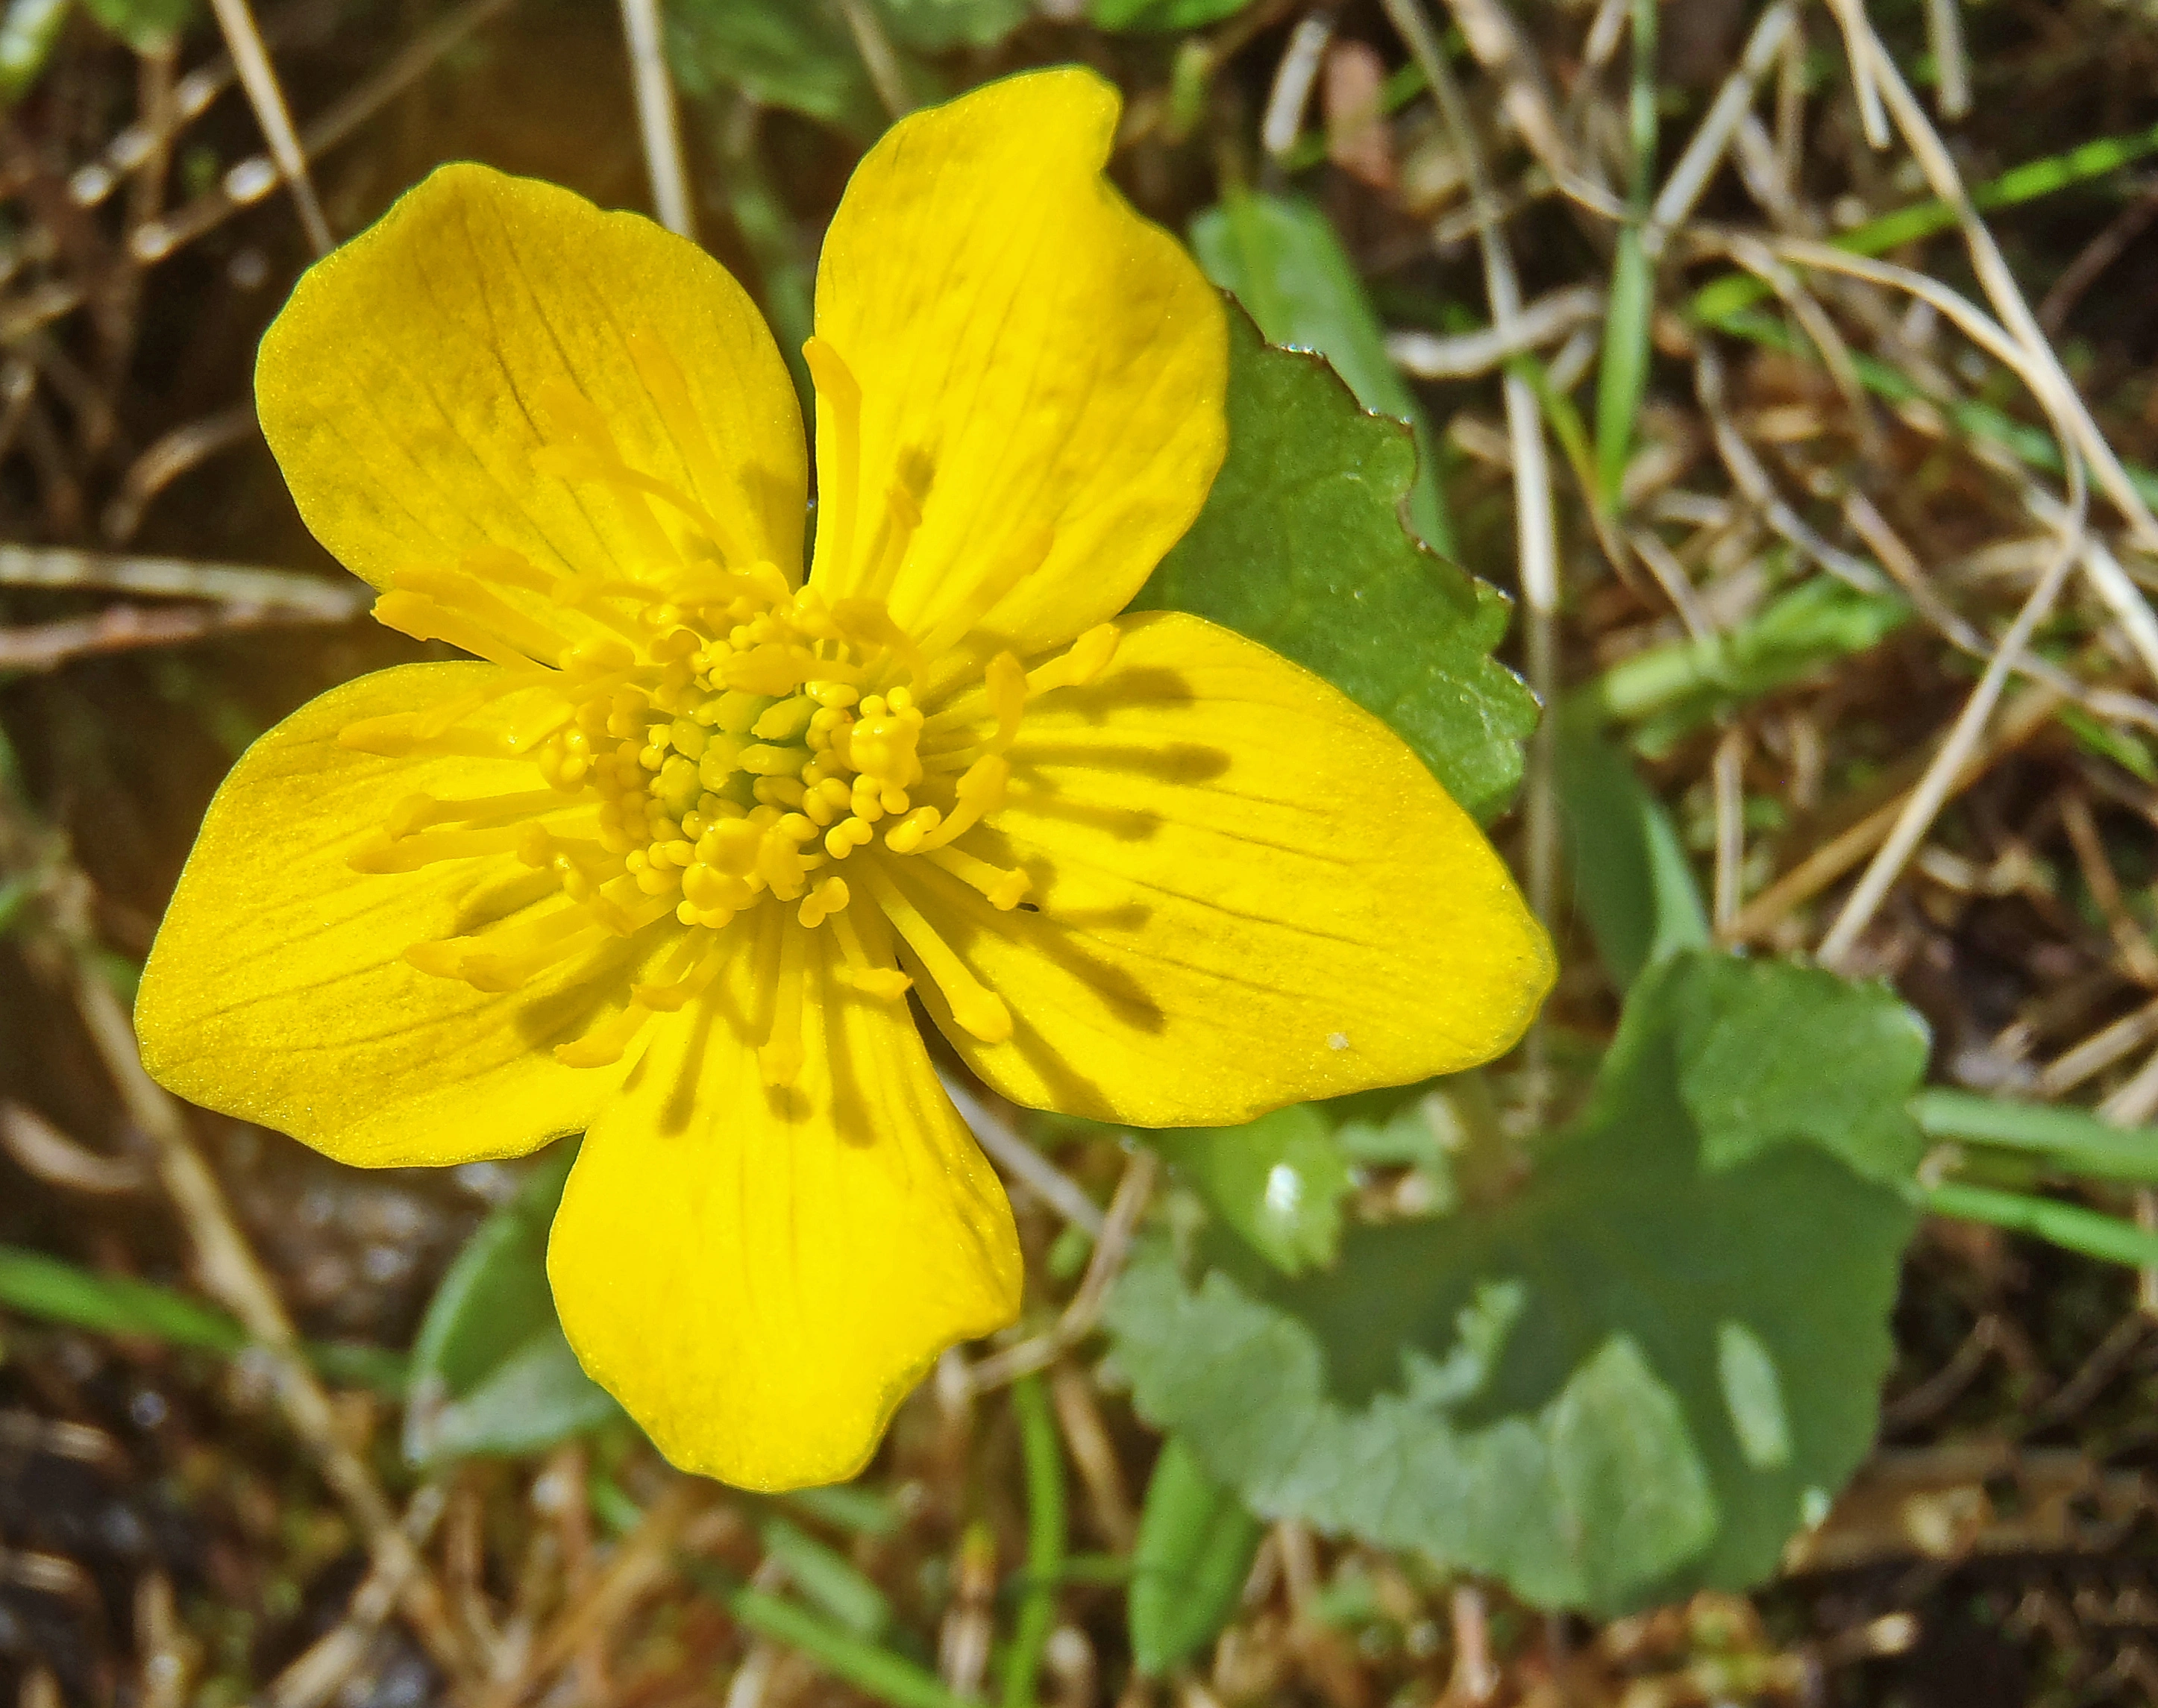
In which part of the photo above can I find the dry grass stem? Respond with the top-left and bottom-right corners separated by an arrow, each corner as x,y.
618,0 -> 693,238
204,0 -> 332,253
967,1148 -> 1157,1393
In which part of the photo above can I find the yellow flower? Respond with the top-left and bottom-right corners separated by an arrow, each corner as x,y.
135,69 -> 1552,1489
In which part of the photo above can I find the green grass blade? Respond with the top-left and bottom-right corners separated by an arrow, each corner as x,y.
1913,1089 -> 2158,1181
1000,1373 -> 1068,1708
1692,120 -> 2158,327
0,1243 -> 407,1393
0,1243 -> 245,1351
1595,230 -> 1655,508
1925,1181 -> 2158,1268
680,1561 -> 973,1708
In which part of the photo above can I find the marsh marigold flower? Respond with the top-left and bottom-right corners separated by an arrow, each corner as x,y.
136,69 -> 1552,1489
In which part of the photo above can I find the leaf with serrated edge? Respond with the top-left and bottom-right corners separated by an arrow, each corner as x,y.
1133,305 -> 1535,823
1191,191 -> 1452,552
1105,951 -> 1925,1613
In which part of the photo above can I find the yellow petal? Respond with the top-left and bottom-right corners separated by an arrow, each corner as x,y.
810,68 -> 1226,660
901,612 -> 1553,1126
549,923 -> 1020,1490
257,163 -> 806,603
137,663 -> 663,1167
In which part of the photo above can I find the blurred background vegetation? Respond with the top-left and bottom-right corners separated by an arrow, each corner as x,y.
12,0 -> 2158,1704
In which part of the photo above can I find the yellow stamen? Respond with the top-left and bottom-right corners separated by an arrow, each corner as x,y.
1027,622 -> 1120,694
759,921 -> 809,1087
926,845 -> 1032,911
385,789 -> 567,838
389,565 -> 572,662
917,755 -> 1009,852
348,822 -> 543,873
371,591 -> 552,674
799,876 -> 850,929
803,336 -> 862,583
553,999 -> 655,1069
624,330 -> 763,571
633,932 -> 728,1011
859,864 -> 1011,1043
829,901 -> 912,1000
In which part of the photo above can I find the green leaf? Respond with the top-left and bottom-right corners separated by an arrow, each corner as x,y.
1105,951 -> 1928,1613
1191,191 -> 1452,553
1091,0 -> 1254,29
1554,712 -> 1709,991
404,1144 -> 621,1466
1134,306 -> 1537,824
874,0 -> 1027,50
0,0 -> 69,101
1150,1104 -> 1354,1275
80,0 -> 193,50
667,0 -> 882,135
1670,953 -> 1929,1187
1129,1435 -> 1265,1676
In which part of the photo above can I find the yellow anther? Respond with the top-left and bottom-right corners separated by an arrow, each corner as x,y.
882,806 -> 941,855
1028,623 -> 1120,694
823,817 -> 874,860
830,907 -> 912,1000
633,935 -> 728,1012
554,1000 -> 654,1068
752,696 -> 814,741
848,700 -> 924,795
829,599 -> 926,674
798,876 -> 850,928
460,543 -> 555,591
387,793 -> 434,839
372,591 -> 549,674
703,690 -> 764,733
929,845 -> 1032,911
402,940 -> 466,979
740,744 -> 807,777
918,755 -> 1009,852
984,652 -> 1027,752
703,817 -> 762,874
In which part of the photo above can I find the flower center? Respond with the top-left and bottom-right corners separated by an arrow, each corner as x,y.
330,337 -> 1117,1081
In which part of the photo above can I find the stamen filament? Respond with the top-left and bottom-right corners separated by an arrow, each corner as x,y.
553,999 -> 654,1068
372,592 -> 554,674
829,903 -> 912,999
926,844 -> 1032,911
917,755 -> 1009,852
803,336 -> 862,585
625,330 -> 762,571
759,920 -> 809,1087
858,862 -> 1011,1043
